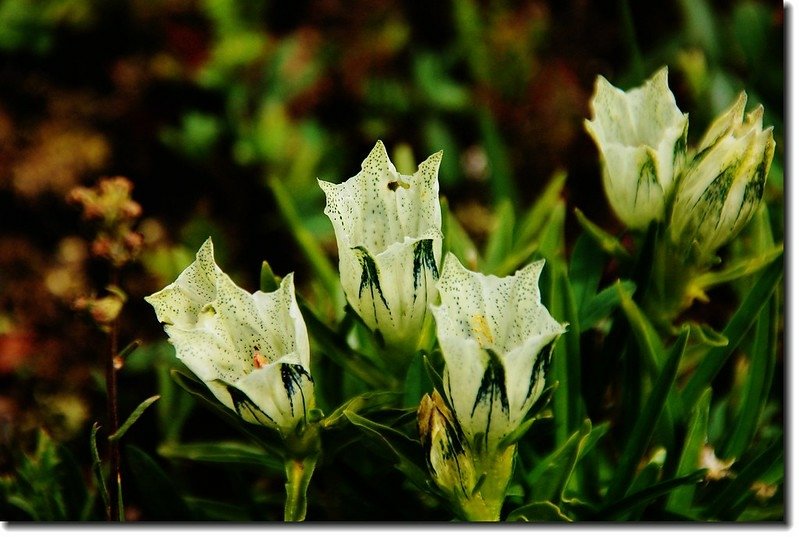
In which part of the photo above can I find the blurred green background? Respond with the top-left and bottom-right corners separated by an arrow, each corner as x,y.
0,0 -> 784,521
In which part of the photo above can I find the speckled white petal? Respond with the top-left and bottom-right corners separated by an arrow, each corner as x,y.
433,253 -> 565,450
164,322 -> 241,385
436,332 -> 486,439
502,332 -> 559,417
585,67 -> 688,229
235,354 -> 315,430
252,274 -> 310,369
145,238 -> 219,327
601,143 -> 666,228
318,141 -> 442,255
146,238 -> 315,434
319,141 -> 443,352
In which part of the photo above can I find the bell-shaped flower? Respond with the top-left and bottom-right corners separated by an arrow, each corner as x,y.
431,253 -> 566,452
319,141 -> 442,354
585,67 -> 689,229
669,92 -> 775,261
418,390 -> 477,501
145,238 -> 315,437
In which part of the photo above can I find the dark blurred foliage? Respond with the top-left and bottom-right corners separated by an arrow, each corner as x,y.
0,0 -> 784,521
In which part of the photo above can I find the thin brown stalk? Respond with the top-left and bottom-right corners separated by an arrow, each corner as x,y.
106,269 -> 121,522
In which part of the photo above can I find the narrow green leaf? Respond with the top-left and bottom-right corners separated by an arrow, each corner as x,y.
117,339 -> 142,360
678,0 -> 721,60
441,198 -> 481,274
666,388 -> 712,513
422,353 -> 447,402
721,295 -> 778,460
507,501 -> 572,522
259,260 -> 280,292
421,118 -> 461,184
703,438 -> 783,520
185,497 -> 249,521
170,369 -> 285,459
570,232 -> 606,316
598,470 -> 706,519
493,238 -> 542,278
125,444 -> 192,520
538,201 -> 566,264
580,280 -> 636,332
573,208 -> 631,261
682,253 -> 783,409
157,441 -> 283,472
452,0 -> 489,82
616,280 -> 666,370
108,395 -> 160,443
692,244 -> 783,291
483,198 -> 515,274
268,176 -> 341,307
343,410 -> 431,493
321,391 -> 399,429
616,277 -> 681,454
56,444 -> 89,520
556,266 -> 583,434
526,420 -> 591,503
89,422 -> 109,515
298,298 -> 394,389
402,352 -> 433,408
6,496 -> 37,520
621,461 -> 660,520
606,329 -> 688,501
478,107 -> 516,201
500,382 -> 559,449
499,410 -> 543,450
517,170 -> 568,245
492,173 -> 568,277
688,323 -> 729,348
156,356 -> 195,445
575,421 -> 610,463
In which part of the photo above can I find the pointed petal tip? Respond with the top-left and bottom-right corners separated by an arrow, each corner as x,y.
650,66 -> 669,83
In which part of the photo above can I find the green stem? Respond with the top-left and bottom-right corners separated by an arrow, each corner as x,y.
645,238 -> 699,330
283,423 -> 321,522
284,454 -> 318,522
455,445 -> 515,522
458,493 -> 502,522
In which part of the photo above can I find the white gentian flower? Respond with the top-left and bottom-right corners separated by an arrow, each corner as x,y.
431,253 -> 566,452
669,92 -> 775,260
145,238 -> 315,436
585,67 -> 689,229
417,390 -> 477,501
319,141 -> 442,353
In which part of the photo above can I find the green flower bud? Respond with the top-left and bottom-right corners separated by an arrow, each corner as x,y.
418,390 -> 477,501
669,92 -> 775,261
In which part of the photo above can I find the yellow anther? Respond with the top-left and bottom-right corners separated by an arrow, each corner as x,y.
253,351 -> 269,369
470,314 -> 494,347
